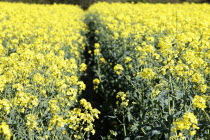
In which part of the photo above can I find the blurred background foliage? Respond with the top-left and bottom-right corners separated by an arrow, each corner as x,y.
0,0 -> 209,9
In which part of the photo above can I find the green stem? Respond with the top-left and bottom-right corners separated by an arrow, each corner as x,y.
123,73 -> 146,136
168,91 -> 171,140
123,74 -> 142,96
168,75 -> 173,140
203,110 -> 210,122
123,110 -> 127,137
141,128 -> 146,135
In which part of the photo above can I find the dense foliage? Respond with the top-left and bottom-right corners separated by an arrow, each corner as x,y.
86,2 -> 210,139
0,2 -> 210,140
0,2 -> 99,140
1,0 -> 210,10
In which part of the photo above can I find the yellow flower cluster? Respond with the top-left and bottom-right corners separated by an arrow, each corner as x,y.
93,78 -> 100,85
0,122 -> 12,140
138,68 -> 156,80
0,99 -> 11,114
80,63 -> 87,72
172,112 -> 199,136
88,2 -> 210,138
116,92 -> 129,107
48,115 -> 67,130
114,64 -> 124,75
0,2 -> 99,139
124,57 -> 132,63
25,114 -> 40,131
47,98 -> 100,137
192,95 -> 207,110
65,99 -> 100,135
94,43 -> 101,56
93,78 -> 100,89
13,91 -> 39,112
88,2 -> 210,92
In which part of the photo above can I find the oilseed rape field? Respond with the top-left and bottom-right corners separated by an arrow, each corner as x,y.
0,2 -> 99,140
0,1 -> 209,140
86,2 -> 210,140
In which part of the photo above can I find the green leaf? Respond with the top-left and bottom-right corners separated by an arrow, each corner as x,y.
124,137 -> 130,140
134,136 -> 143,140
152,130 -> 161,135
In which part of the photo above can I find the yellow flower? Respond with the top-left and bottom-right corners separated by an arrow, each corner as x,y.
33,73 -> 45,85
94,43 -> 100,49
124,57 -> 132,63
0,122 -> 12,140
62,131 -> 67,134
178,132 -> 182,137
88,50 -> 92,54
48,99 -> 60,114
192,95 -> 206,110
114,64 -> 124,75
191,73 -> 204,84
190,130 -> 196,136
74,135 -> 82,139
25,114 -> 39,131
94,49 -> 100,55
172,112 -> 199,135
79,63 -> 87,71
146,36 -> 155,42
116,92 -> 129,107
93,78 -> 100,85
138,68 -> 156,80
77,81 -> 86,91
192,124 -> 199,129
12,83 -> 24,91
49,115 -> 67,129
91,129 -> 95,135
0,99 -> 12,114
100,57 -> 106,63
198,84 -> 208,93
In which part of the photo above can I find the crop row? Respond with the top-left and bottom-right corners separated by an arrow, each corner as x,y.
0,2 -> 99,140
86,2 -> 210,139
